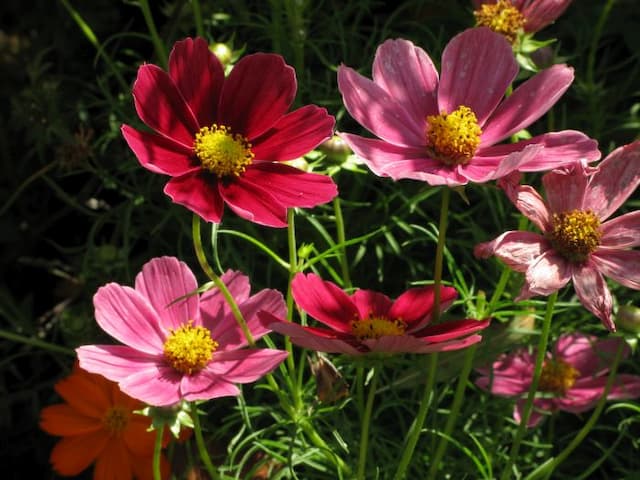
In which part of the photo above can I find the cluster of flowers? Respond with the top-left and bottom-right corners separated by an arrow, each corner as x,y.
41,1 -> 640,478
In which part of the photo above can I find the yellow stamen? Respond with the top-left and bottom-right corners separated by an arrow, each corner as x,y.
102,405 -> 129,435
194,124 -> 254,178
426,106 -> 482,166
351,316 -> 406,341
474,0 -> 526,44
548,209 -> 601,263
163,321 -> 218,375
538,358 -> 580,395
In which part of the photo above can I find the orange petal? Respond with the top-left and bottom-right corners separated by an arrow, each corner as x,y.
40,404 -> 102,436
94,437 -> 133,480
49,430 -> 109,476
55,368 -> 111,418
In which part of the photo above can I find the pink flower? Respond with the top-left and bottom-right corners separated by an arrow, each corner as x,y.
475,333 -> 640,427
76,257 -> 288,406
337,28 -> 599,187
260,273 -> 489,355
122,37 -> 337,227
475,141 -> 640,331
472,0 -> 572,40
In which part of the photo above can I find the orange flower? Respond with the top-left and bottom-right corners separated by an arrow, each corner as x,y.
40,364 -> 169,479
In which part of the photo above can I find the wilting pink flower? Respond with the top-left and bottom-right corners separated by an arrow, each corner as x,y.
77,257 -> 288,406
473,0 -> 572,42
260,273 -> 489,355
122,37 -> 337,227
476,333 -> 640,427
475,141 -> 640,331
337,27 -> 599,187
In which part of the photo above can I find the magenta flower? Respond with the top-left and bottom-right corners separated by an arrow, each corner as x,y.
260,273 -> 489,355
122,37 -> 337,227
337,27 -> 599,187
473,0 -> 572,42
476,333 -> 640,427
475,141 -> 640,331
76,257 -> 288,406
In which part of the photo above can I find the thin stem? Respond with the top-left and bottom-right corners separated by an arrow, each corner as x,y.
192,0 -> 205,38
357,367 -> 380,480
500,291 -> 558,480
138,0 -> 168,69
152,423 -> 164,480
192,215 -> 254,346
333,196 -> 352,289
0,330 -> 75,356
285,208 -> 298,373
432,187 -> 451,322
190,402 -> 220,479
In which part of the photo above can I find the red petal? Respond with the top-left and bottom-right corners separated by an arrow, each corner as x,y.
219,176 -> 289,227
164,173 -> 224,223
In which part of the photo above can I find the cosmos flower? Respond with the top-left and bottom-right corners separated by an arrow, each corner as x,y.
122,37 -> 337,227
40,364 -> 170,479
474,141 -> 640,331
337,27 -> 599,187
473,0 -> 573,43
76,257 -> 288,406
260,272 -> 489,355
475,333 -> 640,427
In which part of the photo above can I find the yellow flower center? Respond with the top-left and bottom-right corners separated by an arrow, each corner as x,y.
426,106 -> 482,166
193,124 -> 254,178
351,316 -> 407,341
474,0 -> 526,44
548,209 -> 601,263
163,321 -> 218,375
102,405 -> 129,435
538,359 -> 580,395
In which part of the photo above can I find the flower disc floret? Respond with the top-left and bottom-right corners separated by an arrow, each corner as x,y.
548,209 -> 601,263
102,405 -> 129,435
163,321 -> 218,375
538,358 -> 580,395
194,124 -> 254,178
350,316 -> 407,340
426,106 -> 482,166
474,0 -> 526,44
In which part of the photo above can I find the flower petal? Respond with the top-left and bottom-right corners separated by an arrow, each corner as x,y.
351,289 -> 393,319
363,333 -> 482,354
93,439 -> 134,480
291,273 -> 358,333
591,249 -> 640,290
40,404 -> 102,436
203,348 -> 288,383
134,257 -> 199,331
251,105 -> 335,161
53,367 -> 110,418
218,53 -> 296,139
438,27 -> 517,125
521,0 -> 573,33
49,431 -> 109,476
266,319 -> 363,355
164,172 -> 224,224
199,270 -> 251,326
118,366 -> 183,406
572,262 -> 614,331
415,318 -> 490,342
219,176 -> 288,227
542,160 -> 590,214
481,65 -> 574,144
514,398 -> 553,428
337,65 -> 426,147
474,231 -> 549,273
132,64 -> 199,147
554,333 -> 629,377
180,375 -> 240,401
372,38 -> 439,124
460,144 -> 543,183
523,250 -> 572,296
600,211 -> 640,248
168,37 -> 224,127
390,285 -> 457,330
497,180 -> 551,232
76,345 -> 164,384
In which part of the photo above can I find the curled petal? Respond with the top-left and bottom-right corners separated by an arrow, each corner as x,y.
542,160 -> 591,214
572,263 -> 614,331
523,250 -> 572,296
474,231 -> 549,273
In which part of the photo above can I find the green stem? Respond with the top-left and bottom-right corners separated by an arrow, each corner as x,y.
500,291 -> 558,480
192,0 -> 205,38
138,0 -> 168,69
192,215 -> 254,346
0,330 -> 75,356
190,402 -> 220,479
524,340 -> 626,480
432,187 -> 451,322
426,344 -> 478,479
357,367 -> 380,480
152,423 -> 164,480
333,197 -> 352,289
285,208 -> 298,373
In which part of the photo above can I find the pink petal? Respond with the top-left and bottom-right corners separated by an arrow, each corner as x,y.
514,398 -> 553,428
168,37 -> 224,127
362,333 -> 483,354
460,144 -> 543,183
267,320 -> 363,355
204,348 -> 288,383
475,360 -> 531,396
474,231 -> 549,273
119,366 -> 183,406
92,284 -> 166,354
121,125 -> 197,176
371,39 -> 439,125
240,162 -> 337,208
521,0 -> 573,33
481,65 -> 574,144
523,250 -> 572,296
76,345 -> 165,383
600,211 -> 640,248
554,333 -> 629,377
251,105 -> 335,160
180,375 -> 240,401
218,53 -> 296,139
134,257 -> 199,331
542,160 -> 590,214
199,270 -> 252,325
584,141 -> 640,220
390,285 -> 457,330
219,176 -> 288,227
164,172 -> 224,224
572,263 -> 614,331
591,249 -> 640,290
337,65 -> 426,147
132,64 -> 199,147
497,180 -> 551,232
438,27 -> 517,126
351,289 -> 393,319
291,273 -> 358,333
606,374 -> 640,400
414,318 -> 490,342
